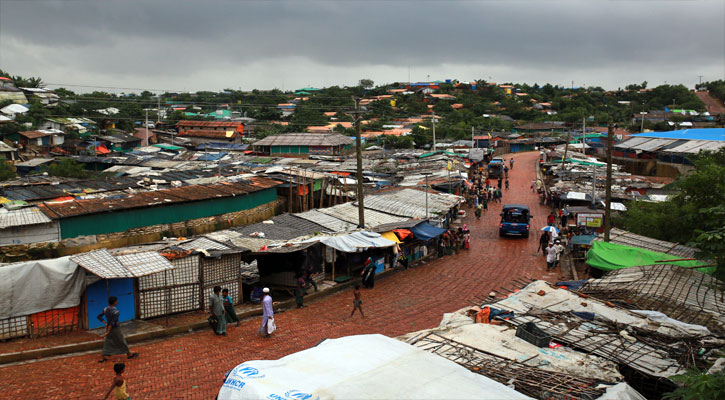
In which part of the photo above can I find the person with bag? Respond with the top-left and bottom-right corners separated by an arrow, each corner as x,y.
258,288 -> 275,337
209,286 -> 226,336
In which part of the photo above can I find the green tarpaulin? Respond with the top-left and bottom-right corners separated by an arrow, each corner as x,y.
586,241 -> 714,274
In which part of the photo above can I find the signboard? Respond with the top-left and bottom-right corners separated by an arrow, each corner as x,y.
577,213 -> 603,228
468,148 -> 484,162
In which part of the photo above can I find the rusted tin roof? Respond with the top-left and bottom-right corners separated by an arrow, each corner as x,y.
38,177 -> 280,219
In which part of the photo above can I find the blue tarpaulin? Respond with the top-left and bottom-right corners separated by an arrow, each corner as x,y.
571,234 -> 597,245
410,222 -> 447,241
630,128 -> 725,142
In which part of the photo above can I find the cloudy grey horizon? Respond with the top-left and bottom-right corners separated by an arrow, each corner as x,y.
1,0 -> 723,94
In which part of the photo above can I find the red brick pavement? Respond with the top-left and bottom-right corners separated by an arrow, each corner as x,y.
0,151 -> 560,399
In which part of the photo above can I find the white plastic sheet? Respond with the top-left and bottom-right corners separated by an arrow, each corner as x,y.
316,231 -> 395,253
218,334 -> 531,400
0,256 -> 85,319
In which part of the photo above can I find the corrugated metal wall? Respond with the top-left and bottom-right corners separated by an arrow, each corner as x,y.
58,188 -> 277,239
0,222 -> 60,245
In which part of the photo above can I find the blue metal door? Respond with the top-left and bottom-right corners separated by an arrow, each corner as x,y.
86,278 -> 136,329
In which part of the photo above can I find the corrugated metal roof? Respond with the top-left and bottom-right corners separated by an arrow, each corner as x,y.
362,188 -> 462,218
253,133 -> 354,147
71,249 -> 173,278
38,178 -> 280,219
614,137 -> 652,149
234,213 -> 331,240
663,140 -> 725,154
295,209 -> 358,232
178,237 -> 230,251
630,138 -> 677,152
0,207 -> 53,229
316,203 -> 408,229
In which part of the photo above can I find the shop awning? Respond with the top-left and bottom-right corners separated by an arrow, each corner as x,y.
410,221 -> 447,241
381,231 -> 401,243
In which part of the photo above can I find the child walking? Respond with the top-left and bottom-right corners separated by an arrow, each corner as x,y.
104,363 -> 130,400
349,285 -> 365,318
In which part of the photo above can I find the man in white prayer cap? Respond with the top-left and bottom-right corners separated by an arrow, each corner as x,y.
258,288 -> 275,337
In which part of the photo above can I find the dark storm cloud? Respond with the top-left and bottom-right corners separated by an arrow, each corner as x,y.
1,1 -> 723,91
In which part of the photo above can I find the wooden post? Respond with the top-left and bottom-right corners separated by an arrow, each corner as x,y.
164,269 -> 170,327
331,248 -> 336,281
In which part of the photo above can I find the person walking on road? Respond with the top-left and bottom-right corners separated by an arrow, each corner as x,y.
505,179 -> 509,190
546,242 -> 558,271
305,265 -> 318,292
538,231 -> 550,254
361,257 -> 376,289
209,286 -> 226,335
349,285 -> 365,318
475,203 -> 482,220
97,296 -> 139,363
104,362 -> 131,400
509,157 -> 514,169
504,166 -> 509,179
553,239 -> 565,269
547,212 -> 556,226
259,288 -> 275,337
295,275 -> 306,308
221,288 -> 240,327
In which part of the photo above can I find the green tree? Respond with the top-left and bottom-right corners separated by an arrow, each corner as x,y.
614,148 -> 725,279
359,79 -> 374,89
663,369 -> 725,400
46,158 -> 89,179
0,160 -> 16,181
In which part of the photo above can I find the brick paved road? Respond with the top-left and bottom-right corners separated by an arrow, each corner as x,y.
0,151 -> 558,399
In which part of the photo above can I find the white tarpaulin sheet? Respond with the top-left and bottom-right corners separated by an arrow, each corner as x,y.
218,334 -> 531,400
316,231 -> 395,253
0,256 -> 85,319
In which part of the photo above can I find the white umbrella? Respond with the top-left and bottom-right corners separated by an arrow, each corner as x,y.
541,226 -> 560,234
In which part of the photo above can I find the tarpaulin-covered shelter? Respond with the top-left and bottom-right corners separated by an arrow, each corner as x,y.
0,256 -> 85,339
586,241 -> 713,274
218,334 -> 531,399
71,249 -> 175,329
409,221 -> 447,241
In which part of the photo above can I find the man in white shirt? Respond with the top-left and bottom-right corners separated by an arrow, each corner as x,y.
553,239 -> 565,269
545,242 -> 558,271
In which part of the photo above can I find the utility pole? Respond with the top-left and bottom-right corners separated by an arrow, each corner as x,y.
640,111 -> 646,133
471,126 -> 474,149
425,174 -> 429,219
582,116 -> 586,150
352,97 -> 365,229
604,122 -> 614,241
157,95 -> 161,123
432,117 -> 437,151
145,109 -> 149,146
561,128 -> 571,169
698,75 -> 703,85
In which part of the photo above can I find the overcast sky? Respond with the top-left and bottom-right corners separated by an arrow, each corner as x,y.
1,0 -> 723,93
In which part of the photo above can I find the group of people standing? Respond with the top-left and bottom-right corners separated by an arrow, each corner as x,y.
208,286 -> 242,336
